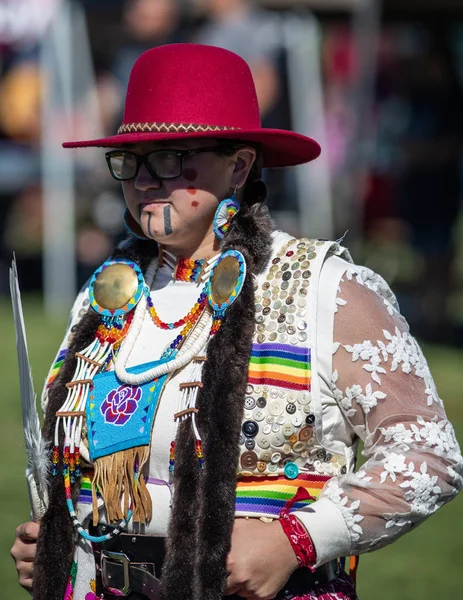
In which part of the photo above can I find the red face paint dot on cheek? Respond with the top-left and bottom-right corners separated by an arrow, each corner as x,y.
183,168 -> 197,182
187,186 -> 197,195
191,200 -> 199,208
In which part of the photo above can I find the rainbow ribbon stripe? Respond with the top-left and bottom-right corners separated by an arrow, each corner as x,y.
46,349 -> 68,389
248,343 -> 311,391
235,473 -> 330,516
77,475 -> 94,505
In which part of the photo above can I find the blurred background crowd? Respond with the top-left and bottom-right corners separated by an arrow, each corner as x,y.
2,0 -> 463,346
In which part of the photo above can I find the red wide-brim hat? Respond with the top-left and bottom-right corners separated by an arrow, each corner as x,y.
63,44 -> 321,169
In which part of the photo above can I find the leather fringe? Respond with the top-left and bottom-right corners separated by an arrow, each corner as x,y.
92,445 -> 152,525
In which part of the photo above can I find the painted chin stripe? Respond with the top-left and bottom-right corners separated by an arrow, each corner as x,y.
163,204 -> 173,235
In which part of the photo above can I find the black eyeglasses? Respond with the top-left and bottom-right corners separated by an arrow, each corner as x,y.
105,146 -> 238,181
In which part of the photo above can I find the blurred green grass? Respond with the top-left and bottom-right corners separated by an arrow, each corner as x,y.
0,297 -> 462,600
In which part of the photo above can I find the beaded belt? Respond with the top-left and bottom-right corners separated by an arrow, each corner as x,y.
235,472 -> 331,517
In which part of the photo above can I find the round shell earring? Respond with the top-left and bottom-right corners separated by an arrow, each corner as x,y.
213,189 -> 240,240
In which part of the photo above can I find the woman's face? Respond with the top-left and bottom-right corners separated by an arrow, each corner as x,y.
120,138 -> 255,253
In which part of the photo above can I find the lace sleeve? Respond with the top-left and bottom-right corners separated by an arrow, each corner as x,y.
325,267 -> 463,554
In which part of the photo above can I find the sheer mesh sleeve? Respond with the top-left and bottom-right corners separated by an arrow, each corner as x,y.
322,266 -> 463,553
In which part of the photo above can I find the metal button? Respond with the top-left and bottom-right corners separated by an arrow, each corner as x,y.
240,451 -> 258,470
244,397 -> 256,410
242,421 -> 259,438
245,438 -> 256,450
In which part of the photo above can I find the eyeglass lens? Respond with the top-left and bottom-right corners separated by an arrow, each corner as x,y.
109,151 -> 182,180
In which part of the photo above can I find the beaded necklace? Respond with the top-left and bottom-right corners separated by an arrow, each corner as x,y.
145,288 -> 207,331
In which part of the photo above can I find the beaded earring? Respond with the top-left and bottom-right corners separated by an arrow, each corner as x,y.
123,208 -> 149,240
213,189 -> 240,240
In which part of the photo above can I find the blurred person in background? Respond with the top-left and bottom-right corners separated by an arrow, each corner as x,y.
195,0 -> 280,120
10,44 -> 463,600
0,54 -> 44,294
112,0 -> 187,100
395,36 -> 463,343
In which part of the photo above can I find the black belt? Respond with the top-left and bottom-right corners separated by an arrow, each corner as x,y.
90,523 -> 164,600
90,524 -> 339,600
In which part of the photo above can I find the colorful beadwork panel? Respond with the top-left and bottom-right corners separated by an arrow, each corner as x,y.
248,343 -> 311,391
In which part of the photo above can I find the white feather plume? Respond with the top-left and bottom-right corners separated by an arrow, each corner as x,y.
10,257 -> 50,520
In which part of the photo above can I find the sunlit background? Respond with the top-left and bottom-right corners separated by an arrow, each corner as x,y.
1,1 -> 462,598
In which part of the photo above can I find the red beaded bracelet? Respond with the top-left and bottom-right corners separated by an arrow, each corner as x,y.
279,486 -> 317,571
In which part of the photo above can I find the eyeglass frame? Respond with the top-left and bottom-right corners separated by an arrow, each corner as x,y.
104,145 -> 243,182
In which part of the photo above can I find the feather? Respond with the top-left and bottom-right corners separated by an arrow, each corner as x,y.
9,257 -> 50,520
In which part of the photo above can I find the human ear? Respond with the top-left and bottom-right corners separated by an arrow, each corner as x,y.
231,147 -> 257,189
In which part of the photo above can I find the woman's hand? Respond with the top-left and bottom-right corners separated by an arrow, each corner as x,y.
11,521 -> 40,592
226,518 -> 299,600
